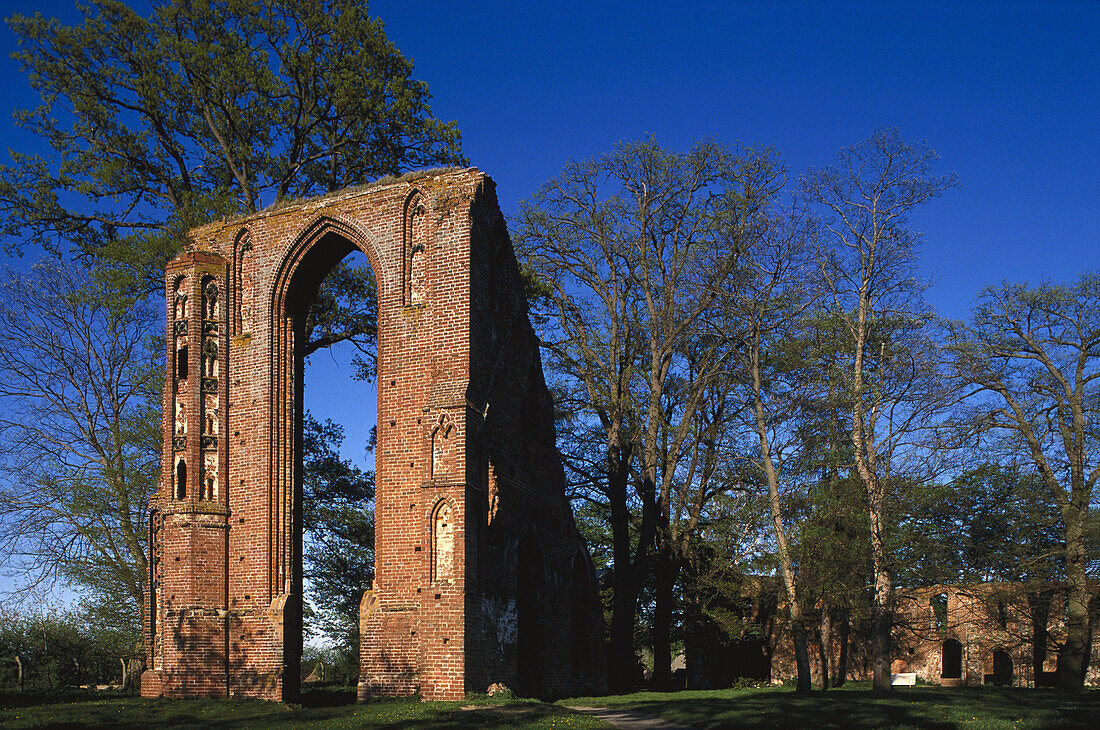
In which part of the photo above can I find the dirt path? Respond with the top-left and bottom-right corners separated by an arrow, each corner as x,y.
566,705 -> 693,729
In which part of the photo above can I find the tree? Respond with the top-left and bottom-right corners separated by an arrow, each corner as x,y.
945,275 -> 1100,692
720,204 -> 819,693
0,0 -> 450,654
788,312 -> 870,688
518,138 -> 781,689
0,262 -> 160,642
301,413 -> 374,657
802,128 -> 957,693
2,0 -> 464,349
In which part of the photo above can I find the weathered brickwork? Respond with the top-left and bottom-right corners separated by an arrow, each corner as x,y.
141,169 -> 605,702
690,581 -> 1098,689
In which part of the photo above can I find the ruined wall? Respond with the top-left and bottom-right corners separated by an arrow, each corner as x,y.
142,168 -> 604,702
762,583 -> 1100,688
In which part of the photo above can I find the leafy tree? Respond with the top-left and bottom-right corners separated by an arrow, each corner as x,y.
0,262 -> 160,640
802,128 -> 957,693
0,0 -> 454,657
787,312 -> 870,688
2,0 -> 464,348
0,603 -> 140,691
517,138 -> 781,689
945,275 -> 1100,691
720,203 -> 820,693
301,413 -> 374,656
894,464 -> 1064,586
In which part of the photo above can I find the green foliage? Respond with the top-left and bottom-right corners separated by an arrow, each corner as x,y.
893,464 -> 1065,586
2,0 -> 465,295
0,262 -> 160,630
301,413 -> 374,651
0,605 -> 137,691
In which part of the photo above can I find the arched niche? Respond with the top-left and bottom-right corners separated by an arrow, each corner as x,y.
431,498 -> 456,583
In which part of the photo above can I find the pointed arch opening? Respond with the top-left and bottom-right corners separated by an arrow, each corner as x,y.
268,217 -> 382,699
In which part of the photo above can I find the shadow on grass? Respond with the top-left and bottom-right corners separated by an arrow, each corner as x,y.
567,685 -> 1100,730
0,690 -> 608,729
297,684 -> 357,707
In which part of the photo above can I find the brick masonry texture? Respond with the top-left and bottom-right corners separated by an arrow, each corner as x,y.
686,581 -> 1099,689
141,169 -> 606,702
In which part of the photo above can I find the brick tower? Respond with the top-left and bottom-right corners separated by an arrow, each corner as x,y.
142,169 -> 605,702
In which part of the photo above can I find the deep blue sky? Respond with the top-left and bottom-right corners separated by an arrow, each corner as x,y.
3,1 -> 1097,317
0,2 -> 1097,529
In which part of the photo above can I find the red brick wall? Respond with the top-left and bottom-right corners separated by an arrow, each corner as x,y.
142,169 -> 604,702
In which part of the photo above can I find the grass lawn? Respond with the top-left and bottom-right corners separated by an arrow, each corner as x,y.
4,683 -> 1099,729
0,688 -> 609,729
562,682 -> 1100,729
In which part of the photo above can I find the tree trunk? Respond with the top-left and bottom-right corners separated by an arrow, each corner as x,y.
651,550 -> 674,689
835,609 -> 849,687
608,530 -> 638,692
1028,588 -> 1053,686
1056,509 -> 1089,693
14,654 -> 23,692
866,475 -> 892,694
870,601 -> 891,694
753,364 -> 811,695
608,440 -> 642,693
869,493 -> 892,694
790,611 -> 813,695
818,606 -> 832,690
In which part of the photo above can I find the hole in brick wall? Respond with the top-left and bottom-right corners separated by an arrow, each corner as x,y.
244,595 -> 250,600
175,556 -> 180,562
414,546 -> 421,552
442,637 -> 448,644
239,517 -> 245,523
390,380 -> 395,387
297,243 -> 377,658
435,593 -> 441,600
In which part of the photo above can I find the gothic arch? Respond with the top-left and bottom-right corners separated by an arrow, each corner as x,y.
230,228 -> 253,335
403,188 -> 429,306
266,214 -> 382,603
430,497 -> 456,584
143,170 -> 604,704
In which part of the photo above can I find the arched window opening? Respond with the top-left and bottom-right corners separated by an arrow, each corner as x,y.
404,191 -> 428,305
176,345 -> 188,381
941,638 -> 962,679
203,339 -> 218,379
175,459 -> 187,500
991,648 -> 1013,685
932,592 -> 948,631
173,276 -> 189,320
430,413 -> 454,480
202,276 -> 219,321
431,500 -> 455,583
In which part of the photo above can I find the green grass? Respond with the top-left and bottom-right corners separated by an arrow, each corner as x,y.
561,683 -> 1100,729
4,684 -> 1099,729
0,688 -> 609,729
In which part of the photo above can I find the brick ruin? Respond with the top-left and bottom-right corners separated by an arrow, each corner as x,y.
687,581 -> 1099,688
140,168 -> 606,702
